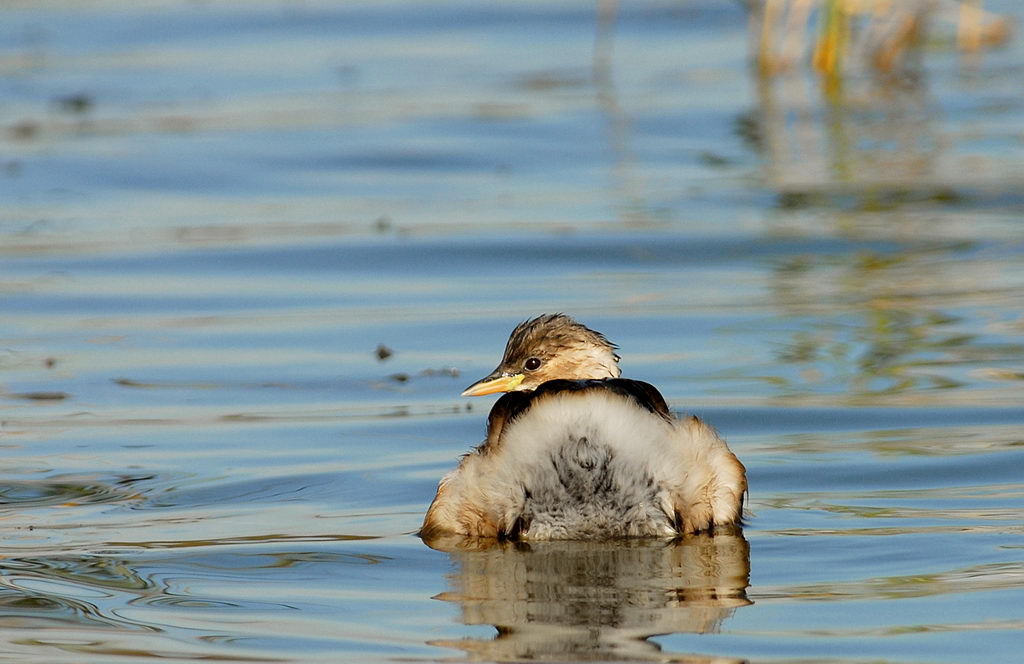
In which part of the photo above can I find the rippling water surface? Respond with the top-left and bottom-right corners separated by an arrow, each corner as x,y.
2,1 -> 1023,662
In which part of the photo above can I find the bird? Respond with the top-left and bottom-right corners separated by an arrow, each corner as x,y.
420,314 -> 746,542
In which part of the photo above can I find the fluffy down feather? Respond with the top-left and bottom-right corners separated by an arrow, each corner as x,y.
421,382 -> 745,541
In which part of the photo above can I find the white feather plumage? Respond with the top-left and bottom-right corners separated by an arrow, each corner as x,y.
423,389 -> 745,540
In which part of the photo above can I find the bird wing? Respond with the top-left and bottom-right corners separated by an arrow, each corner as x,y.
666,415 -> 747,533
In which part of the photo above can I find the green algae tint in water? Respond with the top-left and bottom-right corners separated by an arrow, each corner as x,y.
1,1 -> 1024,662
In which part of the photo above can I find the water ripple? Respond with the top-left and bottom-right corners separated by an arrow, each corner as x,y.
0,474 -> 153,510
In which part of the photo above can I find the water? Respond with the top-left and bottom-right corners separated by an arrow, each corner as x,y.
1,1 -> 1023,662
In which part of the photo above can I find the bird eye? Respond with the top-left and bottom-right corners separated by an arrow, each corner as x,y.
524,357 -> 542,371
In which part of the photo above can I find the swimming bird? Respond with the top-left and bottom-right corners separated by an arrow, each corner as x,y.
420,314 -> 746,541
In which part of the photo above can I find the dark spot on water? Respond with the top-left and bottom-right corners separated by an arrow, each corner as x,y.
113,378 -> 149,388
375,344 -> 393,361
515,70 -> 588,91
117,474 -> 155,485
733,110 -> 762,151
44,357 -> 57,369
389,373 -> 409,383
54,93 -> 94,114
698,151 -> 733,168
930,187 -> 963,203
419,366 -> 460,377
9,121 -> 39,140
11,391 -> 68,401
373,215 -> 392,232
778,191 -> 812,209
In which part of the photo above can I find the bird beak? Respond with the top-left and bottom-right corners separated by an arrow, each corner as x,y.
460,371 -> 524,397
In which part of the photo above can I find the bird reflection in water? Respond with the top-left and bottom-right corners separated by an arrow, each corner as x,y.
425,531 -> 750,662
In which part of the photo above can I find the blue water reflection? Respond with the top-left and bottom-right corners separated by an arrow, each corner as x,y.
1,0 -> 1023,662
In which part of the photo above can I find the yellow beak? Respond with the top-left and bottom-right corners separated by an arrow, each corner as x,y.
460,373 -> 524,397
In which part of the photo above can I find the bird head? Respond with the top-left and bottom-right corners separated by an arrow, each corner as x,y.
461,314 -> 621,397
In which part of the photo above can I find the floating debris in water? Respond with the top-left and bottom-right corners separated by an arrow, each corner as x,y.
375,344 -> 393,361
380,367 -> 461,388
10,391 -> 68,401
113,378 -> 150,388
419,367 -> 460,378
54,92 -> 94,114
